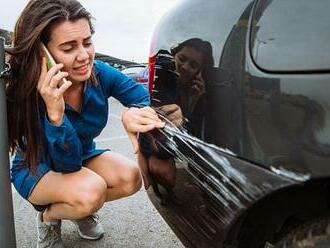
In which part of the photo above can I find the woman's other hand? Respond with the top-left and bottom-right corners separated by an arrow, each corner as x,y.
122,106 -> 165,153
37,57 -> 72,125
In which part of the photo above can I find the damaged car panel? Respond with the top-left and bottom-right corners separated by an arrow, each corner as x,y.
139,0 -> 330,247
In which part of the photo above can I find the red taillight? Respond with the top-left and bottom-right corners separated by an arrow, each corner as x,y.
148,55 -> 156,96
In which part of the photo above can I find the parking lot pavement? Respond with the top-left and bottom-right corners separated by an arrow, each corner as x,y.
13,98 -> 184,248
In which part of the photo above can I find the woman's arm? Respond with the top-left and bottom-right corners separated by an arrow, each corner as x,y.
43,114 -> 83,172
95,61 -> 149,107
38,57 -> 83,172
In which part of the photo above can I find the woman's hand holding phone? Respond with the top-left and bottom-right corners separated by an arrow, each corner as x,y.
37,56 -> 72,126
191,71 -> 205,96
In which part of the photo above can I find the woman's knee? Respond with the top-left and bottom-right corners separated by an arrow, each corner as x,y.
71,178 -> 107,216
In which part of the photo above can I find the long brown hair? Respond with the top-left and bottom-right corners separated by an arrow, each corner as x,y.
171,38 -> 214,82
6,0 -> 95,169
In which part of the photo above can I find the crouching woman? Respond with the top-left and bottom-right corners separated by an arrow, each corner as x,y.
6,0 -> 164,247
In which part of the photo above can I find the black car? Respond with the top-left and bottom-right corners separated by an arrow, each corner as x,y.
138,0 -> 330,247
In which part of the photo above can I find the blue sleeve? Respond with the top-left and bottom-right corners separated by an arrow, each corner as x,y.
44,114 -> 83,173
95,60 -> 150,107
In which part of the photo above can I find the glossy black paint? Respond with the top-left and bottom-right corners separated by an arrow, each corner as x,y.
141,0 -> 330,247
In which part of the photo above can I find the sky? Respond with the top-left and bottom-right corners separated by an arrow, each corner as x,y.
0,0 -> 177,63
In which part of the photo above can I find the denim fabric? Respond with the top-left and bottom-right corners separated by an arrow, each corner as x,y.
11,60 -> 150,206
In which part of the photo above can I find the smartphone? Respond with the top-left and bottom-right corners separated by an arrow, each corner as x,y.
41,43 -> 57,70
41,43 -> 67,86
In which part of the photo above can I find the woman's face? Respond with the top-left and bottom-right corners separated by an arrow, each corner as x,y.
47,18 -> 95,84
174,46 -> 203,84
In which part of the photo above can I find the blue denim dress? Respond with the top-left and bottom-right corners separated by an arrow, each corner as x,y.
11,60 -> 149,209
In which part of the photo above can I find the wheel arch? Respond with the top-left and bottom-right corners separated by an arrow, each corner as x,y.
225,178 -> 330,247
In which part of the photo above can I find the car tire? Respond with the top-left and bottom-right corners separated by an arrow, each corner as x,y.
275,217 -> 330,248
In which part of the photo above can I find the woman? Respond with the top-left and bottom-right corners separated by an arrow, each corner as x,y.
6,0 -> 164,247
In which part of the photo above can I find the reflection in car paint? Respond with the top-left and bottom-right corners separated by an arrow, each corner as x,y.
142,37 -> 313,228
157,118 -> 260,224
154,119 -> 308,225
269,166 -> 310,182
142,0 -> 330,246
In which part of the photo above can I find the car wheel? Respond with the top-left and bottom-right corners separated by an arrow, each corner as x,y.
275,217 -> 330,248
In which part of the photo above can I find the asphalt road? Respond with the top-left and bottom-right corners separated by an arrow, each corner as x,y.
13,98 -> 184,248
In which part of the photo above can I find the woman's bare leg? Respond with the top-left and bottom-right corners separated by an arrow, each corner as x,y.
84,151 -> 142,201
28,167 -> 107,222
28,151 -> 140,221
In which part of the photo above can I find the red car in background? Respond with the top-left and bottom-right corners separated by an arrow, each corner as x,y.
121,66 -> 148,90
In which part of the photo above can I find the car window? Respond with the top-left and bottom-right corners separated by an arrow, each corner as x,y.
250,0 -> 330,72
